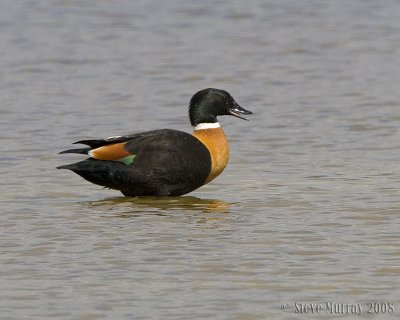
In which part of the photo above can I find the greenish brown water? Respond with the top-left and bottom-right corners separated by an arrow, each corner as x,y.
1,1 -> 400,319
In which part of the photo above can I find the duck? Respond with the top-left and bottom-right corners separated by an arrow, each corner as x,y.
57,88 -> 252,196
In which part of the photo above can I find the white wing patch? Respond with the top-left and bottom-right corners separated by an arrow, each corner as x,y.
105,135 -> 122,141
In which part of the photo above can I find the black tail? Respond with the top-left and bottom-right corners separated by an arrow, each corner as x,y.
57,162 -> 85,170
56,158 -> 140,192
59,148 -> 90,155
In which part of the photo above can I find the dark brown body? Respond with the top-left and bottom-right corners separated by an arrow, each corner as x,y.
58,129 -> 212,196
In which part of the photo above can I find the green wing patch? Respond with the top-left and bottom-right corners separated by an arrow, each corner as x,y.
119,155 -> 136,165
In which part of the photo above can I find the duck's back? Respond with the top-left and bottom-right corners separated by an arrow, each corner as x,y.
61,129 -> 212,196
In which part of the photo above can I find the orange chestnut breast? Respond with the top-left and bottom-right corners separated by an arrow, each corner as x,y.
192,127 -> 229,184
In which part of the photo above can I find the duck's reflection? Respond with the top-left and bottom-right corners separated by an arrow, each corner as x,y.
85,195 -> 232,214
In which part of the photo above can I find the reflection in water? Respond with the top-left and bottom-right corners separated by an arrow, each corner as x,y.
84,195 -> 232,213
82,196 -> 233,228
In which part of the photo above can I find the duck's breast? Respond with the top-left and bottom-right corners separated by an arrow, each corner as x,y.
192,127 -> 229,184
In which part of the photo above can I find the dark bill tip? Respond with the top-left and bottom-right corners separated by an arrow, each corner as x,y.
228,102 -> 253,121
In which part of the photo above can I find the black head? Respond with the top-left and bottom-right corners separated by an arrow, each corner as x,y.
188,88 -> 252,126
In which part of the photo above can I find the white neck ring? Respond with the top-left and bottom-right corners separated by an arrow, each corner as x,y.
194,122 -> 221,130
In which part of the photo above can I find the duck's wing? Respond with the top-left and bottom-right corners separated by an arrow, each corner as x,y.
59,129 -> 184,163
60,129 -> 164,150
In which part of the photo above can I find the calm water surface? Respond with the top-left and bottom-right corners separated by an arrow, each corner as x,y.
1,1 -> 400,319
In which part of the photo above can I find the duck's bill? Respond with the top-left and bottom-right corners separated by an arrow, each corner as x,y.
228,102 -> 253,121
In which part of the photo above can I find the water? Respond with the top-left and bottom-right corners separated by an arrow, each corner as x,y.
1,1 -> 399,319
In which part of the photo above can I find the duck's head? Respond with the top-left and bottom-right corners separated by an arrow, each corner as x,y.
189,88 -> 252,126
